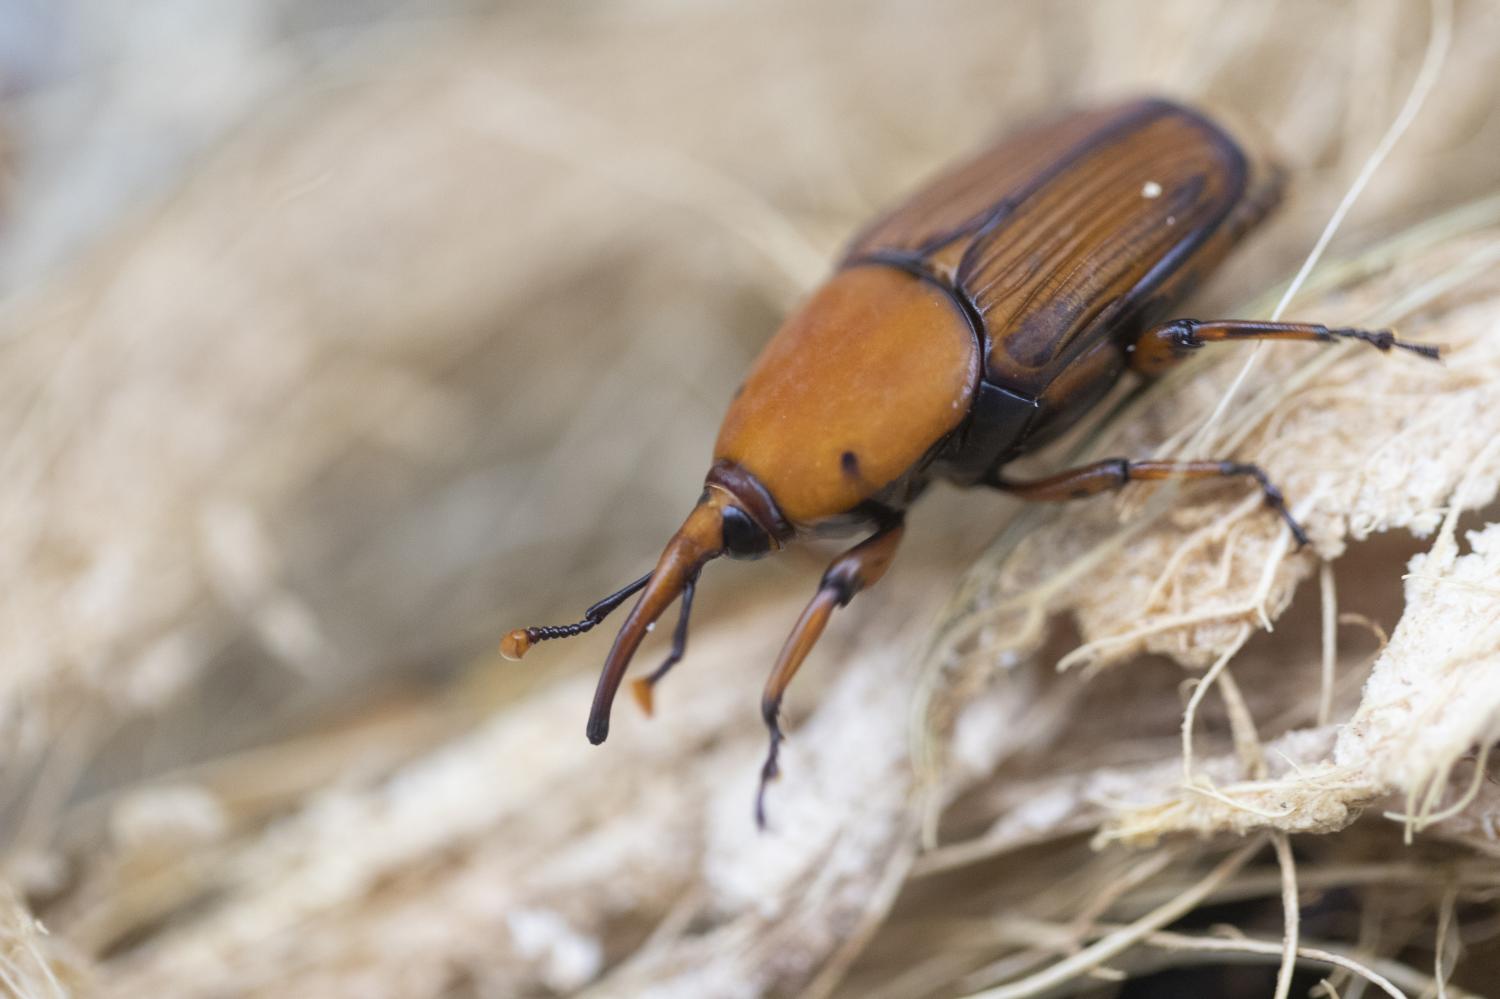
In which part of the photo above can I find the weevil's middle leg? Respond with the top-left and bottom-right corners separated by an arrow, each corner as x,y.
996,458 -> 1309,547
1128,318 -> 1440,376
756,515 -> 905,829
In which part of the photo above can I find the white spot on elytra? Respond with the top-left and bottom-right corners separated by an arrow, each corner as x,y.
1141,181 -> 1163,199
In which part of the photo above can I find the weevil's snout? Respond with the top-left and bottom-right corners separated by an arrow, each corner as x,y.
585,489 -> 735,745
500,468 -> 789,746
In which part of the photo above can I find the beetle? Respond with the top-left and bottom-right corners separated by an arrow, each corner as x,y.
501,97 -> 1436,825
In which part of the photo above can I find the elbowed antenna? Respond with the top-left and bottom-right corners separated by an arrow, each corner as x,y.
585,491 -> 730,745
499,572 -> 653,662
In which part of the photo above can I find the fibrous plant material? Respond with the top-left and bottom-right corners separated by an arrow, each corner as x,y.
891,203 -> 1500,999
922,204 -> 1500,836
1,1 -> 1498,997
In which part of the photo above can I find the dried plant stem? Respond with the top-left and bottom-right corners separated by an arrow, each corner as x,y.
972,920 -> 1442,999
1216,666 -> 1267,779
960,837 -> 1265,999
1382,741 -> 1493,832
1180,629 -> 1251,784
1272,831 -> 1301,999
1066,847 -> 1181,943
1319,561 -> 1339,726
1433,881 -> 1456,999
1117,861 -> 1500,920
1139,930 -> 1406,999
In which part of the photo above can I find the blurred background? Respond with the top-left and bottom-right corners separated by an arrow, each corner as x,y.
0,1 -> 1496,996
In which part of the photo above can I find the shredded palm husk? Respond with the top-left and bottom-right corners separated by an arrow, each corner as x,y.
1,1 -> 1498,996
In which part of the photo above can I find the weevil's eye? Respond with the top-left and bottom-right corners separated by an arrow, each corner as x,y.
721,504 -> 771,560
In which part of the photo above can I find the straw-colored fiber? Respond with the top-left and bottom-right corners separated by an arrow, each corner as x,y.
2,1 -> 1498,996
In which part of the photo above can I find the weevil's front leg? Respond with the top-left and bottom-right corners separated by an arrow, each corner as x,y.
997,458 -> 1309,547
756,515 -> 905,828
1128,318 -> 1440,376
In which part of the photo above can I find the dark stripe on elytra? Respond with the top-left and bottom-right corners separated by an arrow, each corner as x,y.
952,99 -> 1178,278
922,100 -> 1173,262
1099,107 -> 1249,330
978,114 -> 1246,372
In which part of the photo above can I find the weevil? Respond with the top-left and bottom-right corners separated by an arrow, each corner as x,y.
501,98 -> 1436,824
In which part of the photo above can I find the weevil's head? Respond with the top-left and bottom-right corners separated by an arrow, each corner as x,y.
499,462 -> 792,745
701,460 -> 791,561
501,265 -> 977,743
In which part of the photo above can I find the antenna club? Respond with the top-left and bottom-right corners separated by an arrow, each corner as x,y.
500,629 -> 532,661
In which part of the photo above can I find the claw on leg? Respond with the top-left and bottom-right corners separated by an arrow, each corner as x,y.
755,585 -> 842,829
755,715 -> 784,830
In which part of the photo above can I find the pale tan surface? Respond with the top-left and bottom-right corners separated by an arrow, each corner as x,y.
0,2 -> 1497,997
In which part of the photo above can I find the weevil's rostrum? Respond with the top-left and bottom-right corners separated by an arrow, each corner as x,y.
501,97 -> 1438,825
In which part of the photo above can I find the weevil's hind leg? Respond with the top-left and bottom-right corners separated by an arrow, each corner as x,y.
997,458 -> 1310,548
755,516 -> 905,829
1128,318 -> 1440,377
500,571 -> 653,661
629,574 -> 697,716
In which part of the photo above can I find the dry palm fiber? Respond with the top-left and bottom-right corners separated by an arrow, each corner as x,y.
0,0 -> 1498,997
